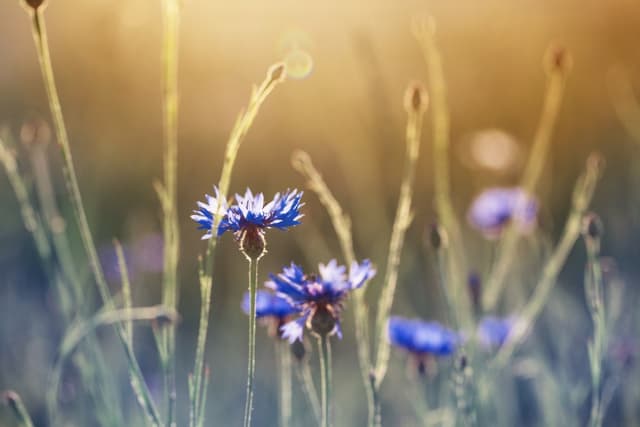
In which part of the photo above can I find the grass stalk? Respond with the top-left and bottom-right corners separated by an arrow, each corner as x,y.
2,391 -> 35,427
494,154 -> 602,365
158,1 -> 181,424
583,217 -> 607,427
413,17 -> 471,328
48,305 -> 178,426
295,355 -> 321,425
243,258 -> 260,427
190,63 -> 287,425
373,82 -> 426,392
482,45 -> 572,311
0,136 -> 51,263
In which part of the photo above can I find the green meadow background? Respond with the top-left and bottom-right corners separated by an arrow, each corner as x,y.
1,0 -> 640,425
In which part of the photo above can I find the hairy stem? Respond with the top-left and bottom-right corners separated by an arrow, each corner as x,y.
318,335 -> 333,427
243,259 -> 259,427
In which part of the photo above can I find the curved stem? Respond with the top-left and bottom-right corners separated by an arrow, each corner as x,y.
295,357 -> 321,425
277,341 -> 292,427
318,334 -> 333,427
243,258 -> 259,427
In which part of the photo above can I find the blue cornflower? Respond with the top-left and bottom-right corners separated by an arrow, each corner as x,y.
467,187 -> 538,239
476,316 -> 515,349
387,316 -> 459,356
241,290 -> 299,319
266,259 -> 376,343
191,187 -> 303,258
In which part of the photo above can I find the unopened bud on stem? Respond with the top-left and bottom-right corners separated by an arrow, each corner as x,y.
404,81 -> 428,114
544,44 -> 572,76
22,0 -> 47,11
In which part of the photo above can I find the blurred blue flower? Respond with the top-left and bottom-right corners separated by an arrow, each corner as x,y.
267,259 -> 376,343
467,187 -> 538,238
100,233 -> 164,282
387,316 -> 459,356
477,316 -> 515,349
241,290 -> 299,319
191,187 -> 304,240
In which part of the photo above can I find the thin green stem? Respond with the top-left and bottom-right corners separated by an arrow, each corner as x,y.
243,258 -> 260,427
494,154 -> 602,365
318,334 -> 333,427
0,137 -> 51,263
373,84 -> 425,391
483,46 -> 571,311
413,17 -> 471,329
584,228 -> 606,427
159,1 -> 181,425
277,341 -> 292,427
190,64 -> 286,425
295,356 -> 321,425
3,391 -> 35,427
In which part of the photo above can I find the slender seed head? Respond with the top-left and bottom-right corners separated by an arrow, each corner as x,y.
268,62 -> 287,85
544,44 -> 573,76
582,212 -> 603,240
1,391 -> 23,420
429,223 -> 448,250
21,0 -> 47,11
404,81 -> 429,114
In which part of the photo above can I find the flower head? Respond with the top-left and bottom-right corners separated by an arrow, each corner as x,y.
467,187 -> 538,239
476,316 -> 515,349
191,188 -> 303,258
387,316 -> 459,356
267,259 -> 376,343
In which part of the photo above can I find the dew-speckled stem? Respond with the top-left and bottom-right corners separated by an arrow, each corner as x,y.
494,155 -> 602,365
318,334 -> 333,427
243,258 -> 260,427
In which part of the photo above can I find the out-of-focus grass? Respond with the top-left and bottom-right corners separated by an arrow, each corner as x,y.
1,1 -> 640,426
